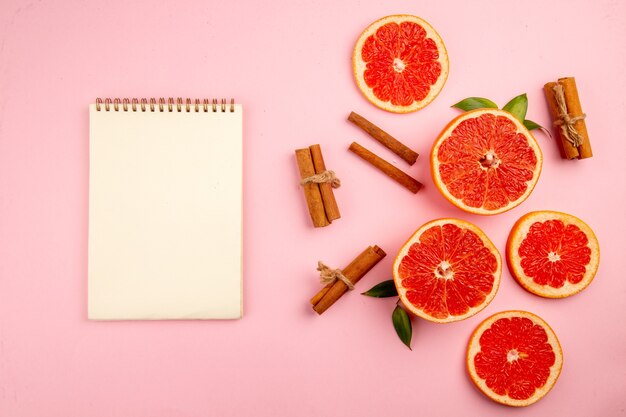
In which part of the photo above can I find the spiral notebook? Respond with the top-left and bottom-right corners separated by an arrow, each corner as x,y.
88,98 -> 243,320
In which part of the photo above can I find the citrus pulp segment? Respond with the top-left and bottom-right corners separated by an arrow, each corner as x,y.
467,310 -> 563,407
431,109 -> 542,215
353,15 -> 449,113
392,218 -> 501,323
506,211 -> 600,298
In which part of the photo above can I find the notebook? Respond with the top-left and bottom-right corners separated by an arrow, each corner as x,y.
88,98 -> 243,320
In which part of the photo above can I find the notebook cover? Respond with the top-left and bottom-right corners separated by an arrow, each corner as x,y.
88,102 -> 243,320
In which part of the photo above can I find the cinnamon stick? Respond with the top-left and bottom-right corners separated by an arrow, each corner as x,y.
348,142 -> 422,193
310,283 -> 332,306
544,81 -> 578,159
311,245 -> 386,315
559,77 -> 592,159
348,111 -> 419,165
544,77 -> 592,160
543,82 -> 578,159
295,148 -> 329,227
309,144 -> 341,222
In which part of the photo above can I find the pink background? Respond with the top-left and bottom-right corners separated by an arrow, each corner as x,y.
1,0 -> 625,415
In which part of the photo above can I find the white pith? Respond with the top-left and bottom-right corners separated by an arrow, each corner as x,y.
480,150 -> 501,169
435,260 -> 454,280
506,349 -> 520,363
547,252 -> 560,262
393,58 -> 406,72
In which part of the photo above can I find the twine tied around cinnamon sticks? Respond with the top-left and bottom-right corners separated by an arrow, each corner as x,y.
317,261 -> 354,290
552,83 -> 586,148
300,170 -> 341,189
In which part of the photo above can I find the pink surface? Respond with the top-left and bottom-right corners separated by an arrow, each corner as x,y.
1,0 -> 625,415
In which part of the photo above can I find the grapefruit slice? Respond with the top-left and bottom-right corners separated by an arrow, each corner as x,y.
353,15 -> 449,113
431,109 -> 543,215
507,211 -> 600,298
392,218 -> 501,323
467,311 -> 563,407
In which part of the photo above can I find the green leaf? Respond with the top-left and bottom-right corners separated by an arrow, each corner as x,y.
451,97 -> 498,111
502,93 -> 528,122
361,280 -> 398,298
523,119 -> 543,131
392,305 -> 412,350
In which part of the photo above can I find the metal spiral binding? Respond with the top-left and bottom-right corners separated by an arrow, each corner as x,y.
95,97 -> 235,113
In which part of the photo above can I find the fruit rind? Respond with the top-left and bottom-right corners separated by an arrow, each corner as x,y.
506,210 -> 600,298
430,108 -> 543,215
392,218 -> 502,323
466,310 -> 563,407
352,14 -> 449,113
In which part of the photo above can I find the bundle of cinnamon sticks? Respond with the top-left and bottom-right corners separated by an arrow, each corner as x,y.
544,77 -> 592,160
295,144 -> 341,227
310,245 -> 386,315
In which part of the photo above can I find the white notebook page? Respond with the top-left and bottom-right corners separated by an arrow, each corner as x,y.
88,103 -> 242,319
